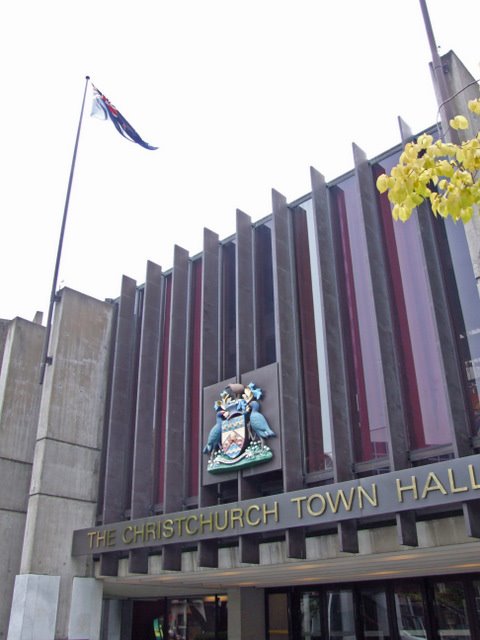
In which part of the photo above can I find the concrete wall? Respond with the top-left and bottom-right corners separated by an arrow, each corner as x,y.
0,319 -> 11,372
435,51 -> 480,284
0,318 -> 44,640
10,288 -> 114,639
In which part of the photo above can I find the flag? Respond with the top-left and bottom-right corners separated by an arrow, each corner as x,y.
91,84 -> 158,150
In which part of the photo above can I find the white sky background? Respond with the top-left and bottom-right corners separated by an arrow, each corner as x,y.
0,0 -> 479,321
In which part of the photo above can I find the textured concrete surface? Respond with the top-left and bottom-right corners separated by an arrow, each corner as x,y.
36,288 -> 113,448
18,289 -> 114,639
67,577 -> 103,640
0,318 -> 44,462
7,574 -> 60,640
0,319 -> 44,640
29,438 -> 102,503
0,513 -> 27,640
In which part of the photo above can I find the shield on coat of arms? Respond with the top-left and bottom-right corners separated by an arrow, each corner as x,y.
221,413 -> 247,459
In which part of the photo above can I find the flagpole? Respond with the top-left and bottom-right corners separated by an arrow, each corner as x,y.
418,0 -> 459,141
39,75 -> 91,385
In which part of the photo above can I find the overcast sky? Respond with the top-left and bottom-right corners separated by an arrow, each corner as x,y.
1,0 -> 479,321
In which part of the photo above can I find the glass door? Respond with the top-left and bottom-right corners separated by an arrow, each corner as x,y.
394,582 -> 428,639
326,589 -> 356,640
431,581 -> 471,640
358,586 -> 390,640
300,592 -> 322,640
268,592 -> 290,640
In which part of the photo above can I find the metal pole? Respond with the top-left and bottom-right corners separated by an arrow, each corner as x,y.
39,75 -> 90,384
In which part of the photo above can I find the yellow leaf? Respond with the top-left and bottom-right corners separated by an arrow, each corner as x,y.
417,133 -> 433,148
450,115 -> 469,130
376,174 -> 390,194
468,99 -> 480,116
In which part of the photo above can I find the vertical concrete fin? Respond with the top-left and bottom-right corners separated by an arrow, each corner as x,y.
162,245 -> 190,571
271,188 -> 305,559
235,209 -> 255,376
397,116 -> 413,143
101,276 -> 137,577
129,261 -> 163,574
353,144 -> 418,546
310,166 -> 360,553
198,228 -> 221,568
352,142 -> 411,469
235,209 -> 261,562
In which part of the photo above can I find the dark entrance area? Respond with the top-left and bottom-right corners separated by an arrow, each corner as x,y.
131,595 -> 227,640
267,575 -> 480,640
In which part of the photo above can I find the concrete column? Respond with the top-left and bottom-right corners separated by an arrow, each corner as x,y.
433,52 -> 480,283
227,588 -> 265,640
68,577 -> 103,640
18,288 -> 114,639
7,574 -> 60,640
0,319 -> 10,369
0,319 -> 44,640
102,600 -> 122,640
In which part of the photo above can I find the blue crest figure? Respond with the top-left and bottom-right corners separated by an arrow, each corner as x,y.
203,382 -> 276,474
249,400 -> 276,441
203,410 -> 224,454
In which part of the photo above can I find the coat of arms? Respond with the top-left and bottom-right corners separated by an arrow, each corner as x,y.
203,382 -> 276,474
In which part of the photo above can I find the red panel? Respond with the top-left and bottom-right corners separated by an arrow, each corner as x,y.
292,210 -> 324,472
335,189 -> 372,461
374,164 -> 425,448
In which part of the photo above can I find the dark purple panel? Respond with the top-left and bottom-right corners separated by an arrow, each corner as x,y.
155,275 -> 172,505
292,208 -> 323,473
254,224 -> 276,367
187,258 -> 202,499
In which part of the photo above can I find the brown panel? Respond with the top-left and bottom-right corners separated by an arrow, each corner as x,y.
352,146 -> 418,546
239,534 -> 260,564
271,189 -> 305,558
198,228 -> 221,567
238,476 -> 259,562
100,275 -> 137,576
310,168 -> 359,553
396,512 -> 418,548
271,190 -> 303,489
128,549 -> 149,574
416,201 -> 479,537
286,528 -> 307,559
338,521 -> 359,554
353,144 -> 411,469
201,229 -> 221,387
128,261 -> 163,574
235,209 -> 260,562
236,209 -> 255,374
417,206 -> 473,456
162,245 -> 190,570
99,554 -> 119,578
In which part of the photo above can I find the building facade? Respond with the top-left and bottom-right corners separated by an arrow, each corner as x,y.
1,51 -> 480,640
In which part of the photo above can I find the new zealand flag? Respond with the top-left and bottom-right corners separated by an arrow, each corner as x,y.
91,85 -> 157,150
